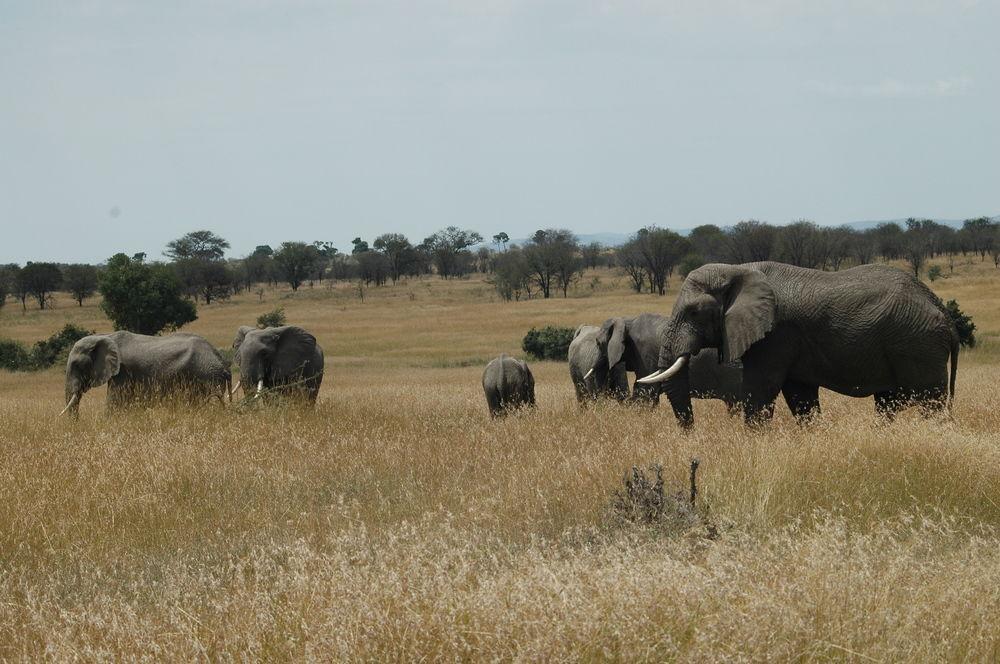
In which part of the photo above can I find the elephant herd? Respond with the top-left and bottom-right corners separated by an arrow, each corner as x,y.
59,261 -> 959,429
484,261 -> 961,427
60,325 -> 324,416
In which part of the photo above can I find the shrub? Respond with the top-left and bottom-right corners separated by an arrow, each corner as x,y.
0,324 -> 94,372
99,253 -> 197,335
522,325 -> 575,361
679,253 -> 706,278
257,307 -> 287,328
945,299 -> 976,348
30,323 -> 94,368
928,265 -> 943,281
0,339 -> 31,371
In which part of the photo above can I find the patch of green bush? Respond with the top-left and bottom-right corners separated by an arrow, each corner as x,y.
0,323 -> 94,372
522,325 -> 575,361
257,307 -> 287,328
945,299 -> 976,348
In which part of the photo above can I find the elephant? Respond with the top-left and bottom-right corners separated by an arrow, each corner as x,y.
596,314 -> 743,414
62,331 -> 231,416
568,325 -> 629,403
483,354 -> 535,418
232,325 -> 324,403
638,262 -> 960,427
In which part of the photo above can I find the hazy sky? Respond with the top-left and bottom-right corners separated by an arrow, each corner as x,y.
1,0 -> 997,263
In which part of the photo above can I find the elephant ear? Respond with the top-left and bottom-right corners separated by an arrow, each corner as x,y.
232,326 -> 254,362
721,269 -> 776,363
598,318 -> 628,368
90,336 -> 121,387
275,326 -> 319,378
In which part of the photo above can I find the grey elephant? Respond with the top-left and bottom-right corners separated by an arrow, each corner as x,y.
232,325 -> 325,403
596,314 -> 744,415
483,353 -> 535,418
568,325 -> 629,403
638,262 -> 959,427
62,331 -> 231,416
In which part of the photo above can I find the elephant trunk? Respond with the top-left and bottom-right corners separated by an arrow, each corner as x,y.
63,380 -> 83,418
662,361 -> 694,429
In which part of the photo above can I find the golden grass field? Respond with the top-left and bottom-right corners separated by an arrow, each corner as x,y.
1,259 -> 999,660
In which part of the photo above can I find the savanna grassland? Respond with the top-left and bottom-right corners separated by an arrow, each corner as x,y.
1,260 -> 1000,660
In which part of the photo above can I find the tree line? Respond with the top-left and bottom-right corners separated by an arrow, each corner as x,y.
0,217 -> 997,323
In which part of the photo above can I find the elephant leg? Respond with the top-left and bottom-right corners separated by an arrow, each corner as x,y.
630,382 -> 660,407
742,383 -> 780,426
874,390 -> 903,423
781,380 -> 820,425
915,386 -> 948,418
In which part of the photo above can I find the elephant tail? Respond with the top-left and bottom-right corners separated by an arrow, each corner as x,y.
948,336 -> 959,410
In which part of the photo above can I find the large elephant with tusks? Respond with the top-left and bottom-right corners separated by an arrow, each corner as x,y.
638,262 -> 959,427
62,331 -> 231,417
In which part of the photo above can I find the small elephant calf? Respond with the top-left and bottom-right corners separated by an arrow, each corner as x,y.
482,354 -> 535,418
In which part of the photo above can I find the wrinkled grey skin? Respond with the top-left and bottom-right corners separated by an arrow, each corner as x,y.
653,262 -> 959,427
63,331 -> 231,416
596,314 -> 743,415
482,353 -> 535,418
232,325 -> 324,403
568,325 -> 629,403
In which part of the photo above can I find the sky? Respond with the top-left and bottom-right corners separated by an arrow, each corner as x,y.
1,0 -> 998,264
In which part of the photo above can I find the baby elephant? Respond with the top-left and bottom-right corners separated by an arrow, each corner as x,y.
482,354 -> 535,418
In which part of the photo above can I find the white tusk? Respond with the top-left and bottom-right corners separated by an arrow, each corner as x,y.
230,380 -> 241,396
256,379 -> 264,393
59,393 -> 79,416
636,356 -> 688,385
583,368 -> 594,380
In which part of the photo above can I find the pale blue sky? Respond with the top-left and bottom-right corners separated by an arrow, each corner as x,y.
1,0 -> 997,263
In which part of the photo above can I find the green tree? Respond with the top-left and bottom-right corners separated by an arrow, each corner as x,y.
524,229 -> 580,298
164,230 -> 230,261
20,262 -> 63,310
492,232 -> 510,252
99,253 -> 197,334
422,227 -> 484,278
273,242 -> 319,291
62,264 -> 99,306
373,233 -> 415,283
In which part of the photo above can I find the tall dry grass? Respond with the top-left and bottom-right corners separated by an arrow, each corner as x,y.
1,262 -> 999,659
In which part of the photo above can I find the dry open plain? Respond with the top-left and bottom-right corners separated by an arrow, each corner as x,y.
1,261 -> 999,660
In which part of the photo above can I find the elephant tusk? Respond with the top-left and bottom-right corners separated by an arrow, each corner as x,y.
59,393 -> 79,416
256,379 -> 264,393
636,356 -> 688,385
230,380 -> 241,396
583,368 -> 594,380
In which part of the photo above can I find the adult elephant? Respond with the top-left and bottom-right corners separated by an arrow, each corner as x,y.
232,326 -> 324,403
62,331 -> 231,416
568,325 -> 629,403
597,314 -> 743,416
638,262 -> 959,427
483,354 -> 535,418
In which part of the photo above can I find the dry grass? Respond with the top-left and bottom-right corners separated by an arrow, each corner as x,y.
1,261 -> 999,660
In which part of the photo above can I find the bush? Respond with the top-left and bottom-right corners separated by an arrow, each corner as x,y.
0,324 -> 94,372
99,253 -> 197,335
928,265 -> 943,281
257,307 -> 287,328
945,299 -> 976,348
679,253 -> 706,278
522,325 -> 575,361
30,323 -> 94,368
0,339 -> 31,371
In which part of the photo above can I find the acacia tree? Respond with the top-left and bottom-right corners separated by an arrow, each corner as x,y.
20,262 -> 63,310
524,229 -> 580,298
372,233 -> 414,283
615,242 -> 646,293
62,264 -> 99,306
633,226 -> 688,295
725,220 -> 777,263
490,247 -> 531,301
166,230 -> 233,304
422,227 -> 483,278
273,242 -> 319,291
